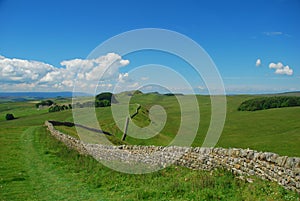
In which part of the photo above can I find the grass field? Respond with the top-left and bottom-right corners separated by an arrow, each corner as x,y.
85,93 -> 300,156
0,94 -> 299,200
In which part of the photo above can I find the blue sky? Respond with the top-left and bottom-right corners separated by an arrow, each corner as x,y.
0,0 -> 299,94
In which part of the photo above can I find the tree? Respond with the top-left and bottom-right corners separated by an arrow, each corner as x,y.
36,99 -> 54,108
95,92 -> 118,104
5,113 -> 15,120
94,92 -> 117,107
95,99 -> 111,107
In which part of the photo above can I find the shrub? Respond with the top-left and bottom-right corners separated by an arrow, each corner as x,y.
5,113 -> 15,120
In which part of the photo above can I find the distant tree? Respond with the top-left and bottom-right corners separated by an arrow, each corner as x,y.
5,113 -> 15,120
48,105 -> 61,112
95,92 -> 118,104
94,92 -> 117,107
36,99 -> 54,108
95,99 -> 111,107
47,103 -> 72,112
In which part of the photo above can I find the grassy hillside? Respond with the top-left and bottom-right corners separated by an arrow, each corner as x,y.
0,95 -> 299,200
43,93 -> 300,156
91,94 -> 300,156
218,95 -> 300,156
7,93 -> 298,156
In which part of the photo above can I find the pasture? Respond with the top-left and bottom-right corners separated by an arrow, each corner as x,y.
0,94 -> 299,200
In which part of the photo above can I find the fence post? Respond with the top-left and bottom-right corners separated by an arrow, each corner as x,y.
121,116 -> 129,141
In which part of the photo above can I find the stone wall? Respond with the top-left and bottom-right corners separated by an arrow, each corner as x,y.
45,121 -> 300,193
45,121 -> 89,155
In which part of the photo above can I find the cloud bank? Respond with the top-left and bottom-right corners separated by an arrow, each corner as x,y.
0,53 -> 130,91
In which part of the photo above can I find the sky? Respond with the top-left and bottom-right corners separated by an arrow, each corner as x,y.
0,0 -> 299,94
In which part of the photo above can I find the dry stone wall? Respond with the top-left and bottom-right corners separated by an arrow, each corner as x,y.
45,121 -> 300,193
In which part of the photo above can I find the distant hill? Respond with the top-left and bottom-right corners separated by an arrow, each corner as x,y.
276,91 -> 300,97
1,90 -> 299,100
254,91 -> 300,97
0,91 -> 90,101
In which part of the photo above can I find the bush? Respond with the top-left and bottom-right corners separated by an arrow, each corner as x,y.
238,96 -> 300,111
5,113 -> 15,120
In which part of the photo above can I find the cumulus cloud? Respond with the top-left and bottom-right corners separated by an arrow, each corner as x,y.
119,59 -> 130,66
256,58 -> 261,67
0,56 -> 56,84
269,62 -> 284,69
269,62 -> 293,76
0,53 -> 130,91
118,73 -> 129,83
274,66 -> 293,75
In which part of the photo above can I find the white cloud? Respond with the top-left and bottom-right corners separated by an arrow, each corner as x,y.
141,77 -> 149,81
60,53 -> 129,82
197,85 -> 206,90
0,53 -> 130,91
269,62 -> 293,76
118,73 -> 129,83
40,71 -> 61,82
275,66 -> 293,75
256,59 -> 261,67
119,59 -> 130,66
114,81 -> 140,93
0,57 -> 56,84
269,62 -> 284,69
97,83 -> 113,88
263,32 -> 283,36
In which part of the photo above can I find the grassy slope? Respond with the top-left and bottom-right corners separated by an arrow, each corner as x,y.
108,94 -> 300,157
0,97 -> 299,200
33,94 -> 300,156
219,96 -> 300,156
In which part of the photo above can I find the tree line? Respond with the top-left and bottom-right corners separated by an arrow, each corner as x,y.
238,96 -> 300,111
48,104 -> 72,112
34,92 -> 116,113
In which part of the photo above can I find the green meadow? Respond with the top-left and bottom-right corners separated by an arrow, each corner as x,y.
0,94 -> 299,200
